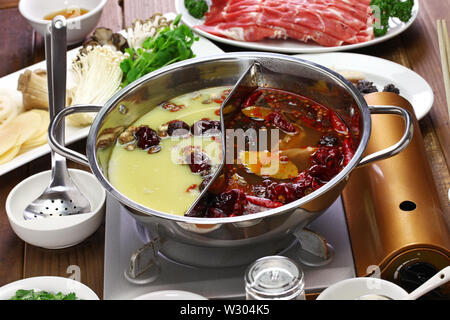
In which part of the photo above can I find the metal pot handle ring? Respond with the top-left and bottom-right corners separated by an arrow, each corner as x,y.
48,104 -> 413,169
357,104 -> 414,168
48,104 -> 102,167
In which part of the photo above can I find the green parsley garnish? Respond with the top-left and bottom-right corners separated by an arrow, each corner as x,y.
370,0 -> 415,37
120,14 -> 198,87
185,0 -> 209,19
10,289 -> 77,300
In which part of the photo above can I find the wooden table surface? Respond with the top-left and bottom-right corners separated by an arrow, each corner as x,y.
0,0 -> 448,299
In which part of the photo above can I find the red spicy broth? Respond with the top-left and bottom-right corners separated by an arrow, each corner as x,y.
187,87 -> 355,218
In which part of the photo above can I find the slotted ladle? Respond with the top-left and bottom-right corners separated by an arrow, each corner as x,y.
23,16 -> 91,220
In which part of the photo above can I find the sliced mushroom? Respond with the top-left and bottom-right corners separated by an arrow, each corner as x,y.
96,126 -> 125,149
78,39 -> 101,57
17,69 -> 48,110
80,27 -> 128,53
112,33 -> 128,52
92,27 -> 114,46
83,39 -> 101,48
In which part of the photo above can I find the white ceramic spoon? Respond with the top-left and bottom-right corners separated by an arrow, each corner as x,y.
357,266 -> 450,300
406,266 -> 450,300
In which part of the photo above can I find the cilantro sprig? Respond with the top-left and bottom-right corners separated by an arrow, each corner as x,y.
10,289 -> 77,300
120,14 -> 199,87
370,0 -> 415,37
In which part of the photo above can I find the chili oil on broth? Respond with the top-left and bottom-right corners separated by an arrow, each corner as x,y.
107,87 -> 228,216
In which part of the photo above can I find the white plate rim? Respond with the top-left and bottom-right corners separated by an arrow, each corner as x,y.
316,277 -> 409,300
133,290 -> 207,300
175,0 -> 420,53
293,52 -> 433,119
0,17 -> 224,177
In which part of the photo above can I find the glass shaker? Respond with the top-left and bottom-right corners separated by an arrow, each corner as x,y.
245,256 -> 306,300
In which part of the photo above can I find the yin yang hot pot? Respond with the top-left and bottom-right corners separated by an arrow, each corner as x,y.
48,52 -> 413,268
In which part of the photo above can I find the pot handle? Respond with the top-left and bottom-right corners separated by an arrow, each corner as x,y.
357,105 -> 413,168
48,104 -> 102,167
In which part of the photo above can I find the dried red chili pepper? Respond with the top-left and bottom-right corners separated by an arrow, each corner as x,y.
185,184 -> 198,192
207,208 -> 227,218
294,171 -> 323,192
213,189 -> 247,215
267,183 -> 298,203
265,112 -> 296,133
311,147 -> 343,170
161,102 -> 185,112
245,195 -> 283,208
342,137 -> 355,166
243,90 -> 263,108
329,112 -> 349,135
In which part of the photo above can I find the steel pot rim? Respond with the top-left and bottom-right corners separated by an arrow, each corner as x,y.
85,52 -> 371,224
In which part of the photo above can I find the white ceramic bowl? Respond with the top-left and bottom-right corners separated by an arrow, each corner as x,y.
316,277 -> 410,300
134,290 -> 207,300
0,276 -> 99,300
6,169 -> 106,249
18,0 -> 107,45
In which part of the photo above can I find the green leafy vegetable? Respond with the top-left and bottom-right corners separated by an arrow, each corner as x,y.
370,0 -> 414,37
10,289 -> 77,300
185,0 -> 209,19
120,14 -> 198,87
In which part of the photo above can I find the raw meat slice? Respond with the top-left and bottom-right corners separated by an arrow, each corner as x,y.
195,0 -> 374,47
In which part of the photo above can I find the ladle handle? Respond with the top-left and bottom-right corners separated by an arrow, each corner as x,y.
357,105 -> 413,167
48,17 -> 67,133
45,16 -> 71,185
48,104 -> 102,167
407,266 -> 450,300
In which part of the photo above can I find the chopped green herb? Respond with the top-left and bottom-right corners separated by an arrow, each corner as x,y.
370,0 -> 414,37
10,289 -> 78,300
120,14 -> 198,87
185,0 -> 209,19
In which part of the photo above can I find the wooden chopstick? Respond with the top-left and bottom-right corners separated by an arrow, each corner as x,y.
437,19 -> 450,120
443,20 -> 450,71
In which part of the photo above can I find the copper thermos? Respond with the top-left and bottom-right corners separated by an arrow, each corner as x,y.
342,92 -> 450,298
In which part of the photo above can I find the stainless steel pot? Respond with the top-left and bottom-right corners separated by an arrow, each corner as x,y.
48,52 -> 413,267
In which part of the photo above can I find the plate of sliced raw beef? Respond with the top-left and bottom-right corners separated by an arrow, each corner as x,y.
176,0 -> 419,53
